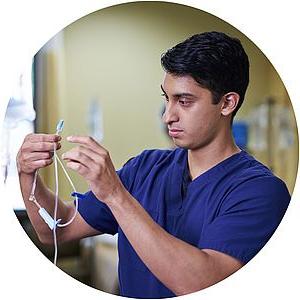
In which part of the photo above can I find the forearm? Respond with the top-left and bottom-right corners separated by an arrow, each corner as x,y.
19,172 -> 72,244
107,189 -> 222,295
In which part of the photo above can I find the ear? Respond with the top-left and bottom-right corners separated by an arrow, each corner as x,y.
221,92 -> 240,117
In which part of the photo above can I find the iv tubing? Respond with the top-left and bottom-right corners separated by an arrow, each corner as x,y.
53,142 -> 59,265
29,122 -> 79,264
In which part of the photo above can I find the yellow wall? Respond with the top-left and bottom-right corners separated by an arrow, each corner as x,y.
267,65 -> 298,192
35,2 -> 298,198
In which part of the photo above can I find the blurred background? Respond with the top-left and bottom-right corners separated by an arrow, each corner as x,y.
0,1 -> 298,296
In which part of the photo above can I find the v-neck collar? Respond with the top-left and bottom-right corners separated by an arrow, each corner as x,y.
181,148 -> 247,185
165,148 -> 247,214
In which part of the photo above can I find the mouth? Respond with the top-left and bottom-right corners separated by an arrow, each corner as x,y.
168,128 -> 184,138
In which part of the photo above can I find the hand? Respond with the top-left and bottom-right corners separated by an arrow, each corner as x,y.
62,136 -> 124,203
17,133 -> 61,175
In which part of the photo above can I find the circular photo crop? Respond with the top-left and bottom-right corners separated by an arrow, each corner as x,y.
2,1 -> 297,299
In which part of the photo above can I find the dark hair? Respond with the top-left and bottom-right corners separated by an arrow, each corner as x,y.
161,31 -> 249,119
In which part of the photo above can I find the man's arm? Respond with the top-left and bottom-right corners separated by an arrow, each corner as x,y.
63,136 -> 243,295
107,188 -> 243,295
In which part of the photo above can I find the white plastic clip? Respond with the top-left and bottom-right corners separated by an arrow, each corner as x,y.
38,208 -> 61,230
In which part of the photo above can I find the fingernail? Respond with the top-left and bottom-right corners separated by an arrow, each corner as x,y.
67,136 -> 72,141
61,153 -> 65,159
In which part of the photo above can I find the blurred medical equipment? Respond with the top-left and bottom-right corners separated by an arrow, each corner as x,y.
88,99 -> 104,142
1,68 -> 35,185
232,121 -> 248,150
246,97 -> 295,171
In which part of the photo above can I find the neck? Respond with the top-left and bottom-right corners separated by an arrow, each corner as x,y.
187,135 -> 241,180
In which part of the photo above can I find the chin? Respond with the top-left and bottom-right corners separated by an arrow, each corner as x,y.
174,137 -> 209,151
172,139 -> 192,149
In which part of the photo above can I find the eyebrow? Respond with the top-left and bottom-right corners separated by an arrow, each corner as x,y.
160,85 -> 197,99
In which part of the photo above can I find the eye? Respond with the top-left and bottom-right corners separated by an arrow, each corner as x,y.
179,99 -> 191,106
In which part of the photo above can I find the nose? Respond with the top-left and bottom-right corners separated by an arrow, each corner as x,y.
162,101 -> 179,124
162,102 -> 179,125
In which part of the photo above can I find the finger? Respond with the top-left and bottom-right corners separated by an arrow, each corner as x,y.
24,141 -> 61,152
62,148 -> 95,169
62,146 -> 101,163
24,152 -> 54,161
65,161 -> 89,176
66,136 -> 107,154
51,142 -> 62,152
31,158 -> 53,169
26,133 -> 62,143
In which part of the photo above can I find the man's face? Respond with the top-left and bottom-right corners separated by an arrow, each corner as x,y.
161,73 -> 224,150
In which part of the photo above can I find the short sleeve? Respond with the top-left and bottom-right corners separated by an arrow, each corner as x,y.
116,150 -> 155,192
77,154 -> 143,235
199,176 -> 291,263
77,190 -> 118,235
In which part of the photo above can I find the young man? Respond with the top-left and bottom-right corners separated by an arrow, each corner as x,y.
17,31 -> 290,298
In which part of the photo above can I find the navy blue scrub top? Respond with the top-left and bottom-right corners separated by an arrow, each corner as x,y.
77,148 -> 290,299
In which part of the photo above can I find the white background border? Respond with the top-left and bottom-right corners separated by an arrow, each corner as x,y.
0,1 -> 299,299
